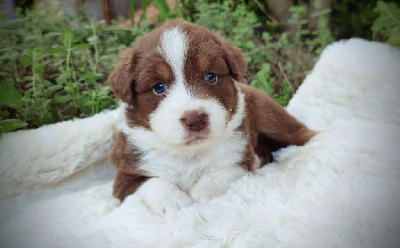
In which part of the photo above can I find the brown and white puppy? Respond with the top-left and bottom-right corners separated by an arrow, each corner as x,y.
108,19 -> 316,214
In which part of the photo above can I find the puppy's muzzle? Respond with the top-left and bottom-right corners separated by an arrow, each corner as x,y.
180,111 -> 208,132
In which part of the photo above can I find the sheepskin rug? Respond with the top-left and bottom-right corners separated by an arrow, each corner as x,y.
1,38 -> 399,247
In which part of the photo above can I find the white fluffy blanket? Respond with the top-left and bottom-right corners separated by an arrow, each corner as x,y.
1,39 -> 400,247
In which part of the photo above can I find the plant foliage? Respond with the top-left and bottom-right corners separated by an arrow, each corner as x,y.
372,1 -> 400,48
0,8 -> 150,134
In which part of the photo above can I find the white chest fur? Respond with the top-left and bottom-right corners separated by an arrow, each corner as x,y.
125,125 -> 247,192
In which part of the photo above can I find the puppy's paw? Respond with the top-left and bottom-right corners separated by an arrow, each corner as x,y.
190,167 -> 246,204
147,190 -> 193,217
190,179 -> 227,204
135,178 -> 193,216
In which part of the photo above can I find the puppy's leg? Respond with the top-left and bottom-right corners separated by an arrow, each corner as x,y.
256,100 -> 316,146
135,178 -> 193,216
190,166 -> 246,204
113,171 -> 149,202
111,132 -> 150,201
241,84 -> 316,148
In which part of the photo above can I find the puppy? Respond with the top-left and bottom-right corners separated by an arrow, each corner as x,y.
108,19 -> 316,214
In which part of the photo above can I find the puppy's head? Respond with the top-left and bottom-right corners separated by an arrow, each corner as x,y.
108,19 -> 247,147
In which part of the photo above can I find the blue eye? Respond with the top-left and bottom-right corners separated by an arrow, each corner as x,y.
205,73 -> 217,83
153,83 -> 167,94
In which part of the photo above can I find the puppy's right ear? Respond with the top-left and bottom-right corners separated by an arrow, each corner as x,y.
107,48 -> 137,104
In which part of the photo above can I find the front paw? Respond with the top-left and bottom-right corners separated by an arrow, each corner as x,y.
189,179 -> 227,204
189,167 -> 246,204
135,178 -> 193,216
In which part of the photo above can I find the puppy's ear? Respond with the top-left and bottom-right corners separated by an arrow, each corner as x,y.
107,48 -> 137,104
224,44 -> 247,82
213,32 -> 247,82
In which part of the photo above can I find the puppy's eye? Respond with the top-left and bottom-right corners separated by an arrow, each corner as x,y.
205,73 -> 217,83
153,83 -> 167,94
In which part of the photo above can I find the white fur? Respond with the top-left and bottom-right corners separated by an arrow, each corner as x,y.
149,82 -> 229,146
189,166 -> 246,203
1,39 -> 400,247
120,89 -> 247,194
133,177 -> 193,217
158,27 -> 187,85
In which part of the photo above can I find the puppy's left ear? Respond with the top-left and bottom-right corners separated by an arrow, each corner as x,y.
224,44 -> 247,82
107,48 -> 137,104
214,33 -> 247,82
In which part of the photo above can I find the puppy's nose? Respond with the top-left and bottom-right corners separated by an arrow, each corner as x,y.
180,111 -> 208,132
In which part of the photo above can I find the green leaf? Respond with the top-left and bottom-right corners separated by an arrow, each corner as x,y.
74,44 -> 91,50
100,54 -> 117,61
262,32 -> 271,41
54,94 -> 71,104
261,63 -> 271,74
19,55 -> 32,66
45,32 -> 62,38
252,63 -> 274,96
0,119 -> 27,134
63,28 -> 73,40
77,71 -> 97,83
56,72 -> 71,85
87,35 -> 98,45
63,29 -> 73,46
300,30 -> 311,35
0,80 -> 22,108
24,34 -> 41,42
45,85 -> 63,96
42,80 -> 53,87
152,0 -> 171,18
0,18 -> 31,30
250,80 -> 263,89
34,50 -> 45,59
34,65 -> 45,75
51,46 -> 65,55
23,90 -> 31,99
79,96 -> 95,107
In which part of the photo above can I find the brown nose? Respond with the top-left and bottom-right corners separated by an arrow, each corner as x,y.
180,112 -> 208,132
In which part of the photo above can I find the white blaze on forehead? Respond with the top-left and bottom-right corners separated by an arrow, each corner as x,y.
158,27 -> 188,84
146,27 -> 242,148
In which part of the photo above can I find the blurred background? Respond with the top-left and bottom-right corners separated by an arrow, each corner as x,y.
0,0 -> 399,133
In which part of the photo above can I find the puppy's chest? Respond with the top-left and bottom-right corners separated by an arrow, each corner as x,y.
135,131 -> 248,192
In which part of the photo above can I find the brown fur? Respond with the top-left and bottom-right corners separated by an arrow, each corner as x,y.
108,19 -> 316,202
238,83 -> 316,167
183,26 -> 243,120
109,132 -> 149,201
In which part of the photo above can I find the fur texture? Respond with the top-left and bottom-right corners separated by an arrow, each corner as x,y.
0,39 -> 399,247
108,20 -> 315,207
